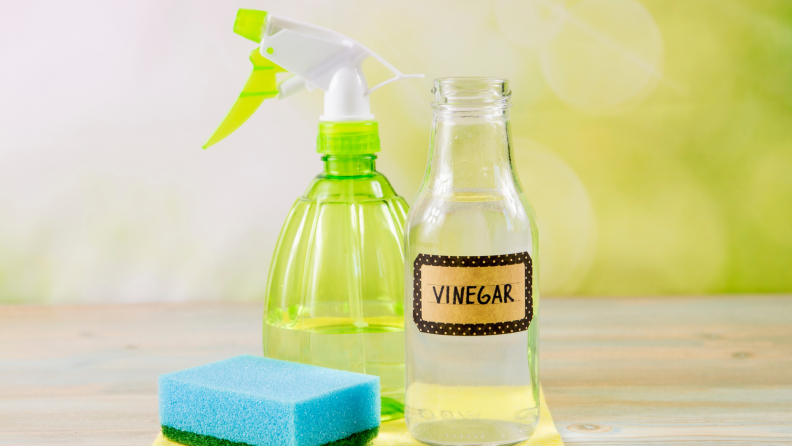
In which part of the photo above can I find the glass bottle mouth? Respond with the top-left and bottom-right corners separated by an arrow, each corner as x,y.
432,77 -> 511,110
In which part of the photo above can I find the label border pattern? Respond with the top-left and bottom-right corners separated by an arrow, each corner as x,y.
412,252 -> 533,336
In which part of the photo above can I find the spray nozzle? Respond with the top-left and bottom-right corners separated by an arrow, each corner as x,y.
203,9 -> 423,149
234,9 -> 268,43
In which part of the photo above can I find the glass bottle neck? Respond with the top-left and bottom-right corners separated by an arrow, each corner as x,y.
323,154 -> 377,178
425,109 -> 515,194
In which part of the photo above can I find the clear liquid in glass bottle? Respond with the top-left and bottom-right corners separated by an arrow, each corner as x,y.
404,78 -> 540,445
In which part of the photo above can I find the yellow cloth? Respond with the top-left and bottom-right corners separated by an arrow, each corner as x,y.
153,387 -> 563,446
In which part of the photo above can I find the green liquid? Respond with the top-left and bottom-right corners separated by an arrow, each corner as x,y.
264,320 -> 405,421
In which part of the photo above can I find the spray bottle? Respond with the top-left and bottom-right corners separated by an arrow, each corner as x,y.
204,10 -> 422,421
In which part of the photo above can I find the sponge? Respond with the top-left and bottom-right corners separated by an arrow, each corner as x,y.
159,355 -> 380,446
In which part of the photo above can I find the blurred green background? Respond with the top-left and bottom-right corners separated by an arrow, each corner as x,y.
0,0 -> 790,303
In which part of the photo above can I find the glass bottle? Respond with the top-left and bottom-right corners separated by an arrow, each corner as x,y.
264,122 -> 408,421
404,78 -> 540,445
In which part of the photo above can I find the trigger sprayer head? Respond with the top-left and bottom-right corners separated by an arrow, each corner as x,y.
203,9 -> 422,149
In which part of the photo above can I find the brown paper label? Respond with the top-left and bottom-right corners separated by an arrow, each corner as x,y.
412,252 -> 533,336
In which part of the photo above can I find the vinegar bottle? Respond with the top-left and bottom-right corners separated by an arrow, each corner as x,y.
404,78 -> 540,445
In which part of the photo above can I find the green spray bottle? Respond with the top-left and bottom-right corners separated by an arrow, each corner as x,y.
205,10 -> 422,421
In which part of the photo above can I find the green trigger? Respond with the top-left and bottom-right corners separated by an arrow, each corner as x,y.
203,50 -> 285,149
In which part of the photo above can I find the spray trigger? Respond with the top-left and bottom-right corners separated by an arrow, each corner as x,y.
203,50 -> 285,149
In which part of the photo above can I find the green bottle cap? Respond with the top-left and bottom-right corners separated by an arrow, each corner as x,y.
317,121 -> 381,155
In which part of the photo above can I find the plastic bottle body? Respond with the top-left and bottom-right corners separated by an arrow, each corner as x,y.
264,154 -> 407,421
404,79 -> 540,445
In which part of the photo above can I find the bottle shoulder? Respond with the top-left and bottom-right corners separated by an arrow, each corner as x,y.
405,189 -> 538,257
302,171 -> 406,204
408,189 -> 535,225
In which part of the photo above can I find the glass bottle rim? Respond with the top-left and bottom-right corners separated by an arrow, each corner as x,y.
432,77 -> 512,110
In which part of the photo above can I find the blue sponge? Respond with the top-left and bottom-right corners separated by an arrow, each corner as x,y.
158,355 -> 380,446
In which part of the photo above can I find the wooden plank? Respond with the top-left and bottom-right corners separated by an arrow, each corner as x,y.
0,297 -> 790,445
540,296 -> 792,444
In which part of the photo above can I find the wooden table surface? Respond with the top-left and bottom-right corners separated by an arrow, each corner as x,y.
1,296 -> 791,445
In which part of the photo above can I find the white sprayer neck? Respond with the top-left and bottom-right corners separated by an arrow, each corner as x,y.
320,67 -> 374,122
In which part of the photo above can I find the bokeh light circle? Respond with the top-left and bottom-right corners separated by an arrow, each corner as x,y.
539,0 -> 663,112
586,155 -> 727,295
747,149 -> 792,248
496,0 -> 567,49
514,139 -> 597,295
